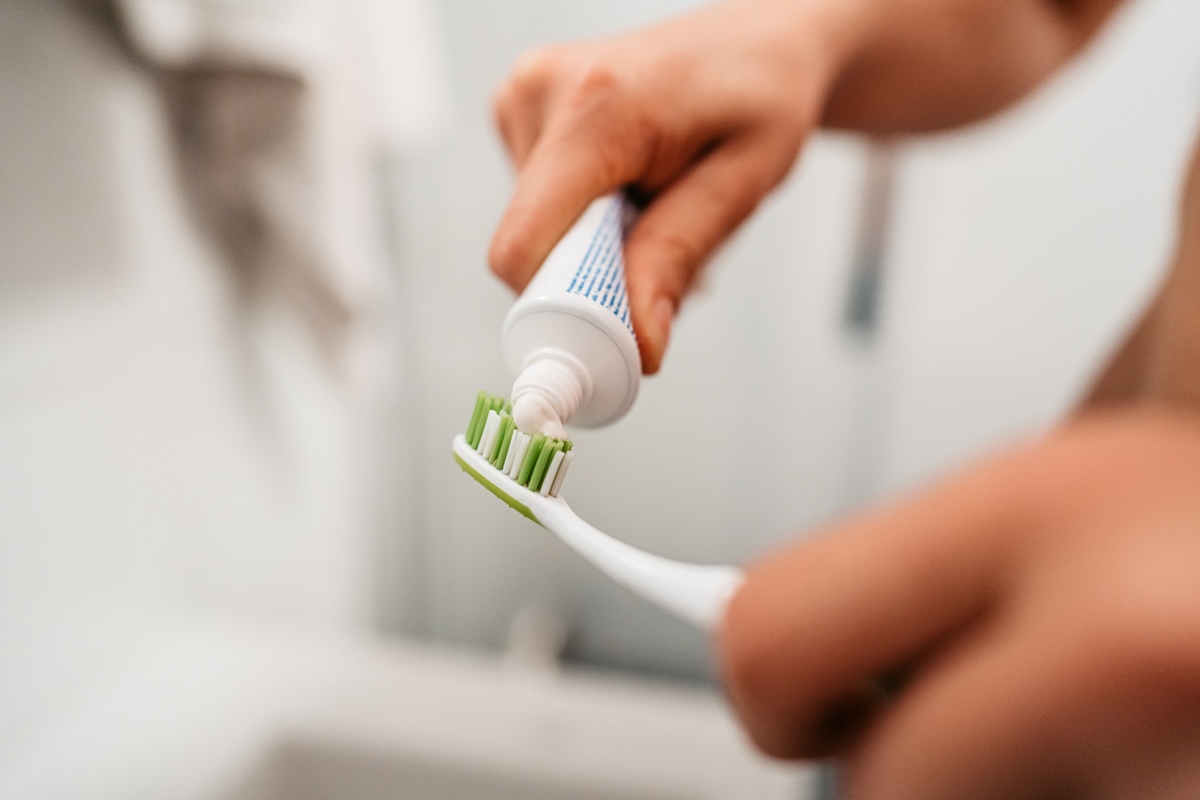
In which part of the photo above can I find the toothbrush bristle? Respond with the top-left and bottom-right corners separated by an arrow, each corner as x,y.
465,391 -> 486,447
548,449 -> 573,497
529,439 -> 559,491
517,433 -> 546,487
463,391 -> 573,497
491,415 -> 515,467
507,431 -> 530,479
539,449 -> 565,497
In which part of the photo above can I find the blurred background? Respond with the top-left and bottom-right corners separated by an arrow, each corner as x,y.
1,0 -> 1198,797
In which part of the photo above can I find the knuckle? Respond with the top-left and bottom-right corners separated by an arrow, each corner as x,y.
568,58 -> 624,102
509,46 -> 558,91
495,48 -> 557,118
550,57 -> 658,188
585,135 -> 634,188
561,59 -> 645,136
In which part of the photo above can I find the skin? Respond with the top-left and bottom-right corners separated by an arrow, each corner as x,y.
1087,145 -> 1200,409
491,0 -> 1200,795
722,410 -> 1200,799
489,0 -> 1120,373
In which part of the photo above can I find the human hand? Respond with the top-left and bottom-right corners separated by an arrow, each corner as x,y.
721,410 -> 1200,799
488,0 -> 863,373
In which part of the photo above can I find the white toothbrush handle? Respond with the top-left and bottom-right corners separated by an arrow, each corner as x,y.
452,434 -> 743,631
534,499 -> 744,631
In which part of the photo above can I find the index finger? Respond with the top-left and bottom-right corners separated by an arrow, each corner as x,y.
487,73 -> 656,291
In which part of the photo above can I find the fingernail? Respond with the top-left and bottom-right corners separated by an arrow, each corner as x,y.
651,295 -> 675,349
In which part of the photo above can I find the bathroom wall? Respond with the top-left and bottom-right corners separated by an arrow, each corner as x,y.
0,0 -> 402,756
871,0 -> 1200,497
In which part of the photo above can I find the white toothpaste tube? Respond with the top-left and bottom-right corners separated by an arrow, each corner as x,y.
502,193 -> 641,438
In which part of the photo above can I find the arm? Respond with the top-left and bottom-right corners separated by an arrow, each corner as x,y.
489,0 -> 1124,373
1083,140 -> 1200,411
823,0 -> 1123,132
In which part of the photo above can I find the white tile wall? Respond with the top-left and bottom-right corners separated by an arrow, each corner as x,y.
873,0 -> 1200,496
0,0 -> 381,753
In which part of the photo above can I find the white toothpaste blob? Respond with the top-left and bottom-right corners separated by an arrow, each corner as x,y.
510,354 -> 589,439
512,393 -> 566,440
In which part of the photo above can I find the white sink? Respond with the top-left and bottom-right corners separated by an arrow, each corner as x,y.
0,621 -> 814,800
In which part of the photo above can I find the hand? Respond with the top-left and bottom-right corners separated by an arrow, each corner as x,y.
720,409 -> 1200,799
488,0 -> 862,373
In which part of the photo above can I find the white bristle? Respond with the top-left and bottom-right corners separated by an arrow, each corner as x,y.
478,410 -> 499,457
501,429 -> 519,473
549,450 -> 573,497
507,432 -> 530,479
539,450 -> 565,497
508,434 -> 528,479
487,414 -> 505,459
476,411 -> 495,456
487,419 -> 505,461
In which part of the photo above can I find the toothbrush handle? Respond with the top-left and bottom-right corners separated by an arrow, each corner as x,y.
535,500 -> 744,631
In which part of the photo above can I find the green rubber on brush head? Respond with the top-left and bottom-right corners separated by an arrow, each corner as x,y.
453,451 -> 536,522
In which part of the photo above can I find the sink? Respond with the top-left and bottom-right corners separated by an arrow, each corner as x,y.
0,621 -> 814,800
226,738 -> 689,800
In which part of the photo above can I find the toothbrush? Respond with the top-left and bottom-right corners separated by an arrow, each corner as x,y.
453,392 -> 744,631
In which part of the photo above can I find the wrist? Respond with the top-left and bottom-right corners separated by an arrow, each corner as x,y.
734,0 -> 882,104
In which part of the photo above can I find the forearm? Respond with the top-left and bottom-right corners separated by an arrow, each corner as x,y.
1082,138 -> 1200,413
811,0 -> 1125,132
488,0 -> 1126,374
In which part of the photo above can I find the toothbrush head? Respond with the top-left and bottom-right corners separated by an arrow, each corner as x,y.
454,391 -> 575,519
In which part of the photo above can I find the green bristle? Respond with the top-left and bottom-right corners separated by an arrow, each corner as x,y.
517,433 -> 546,486
492,417 -> 515,467
465,391 -> 488,447
489,413 -> 512,464
529,439 -> 561,492
562,440 -> 573,453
